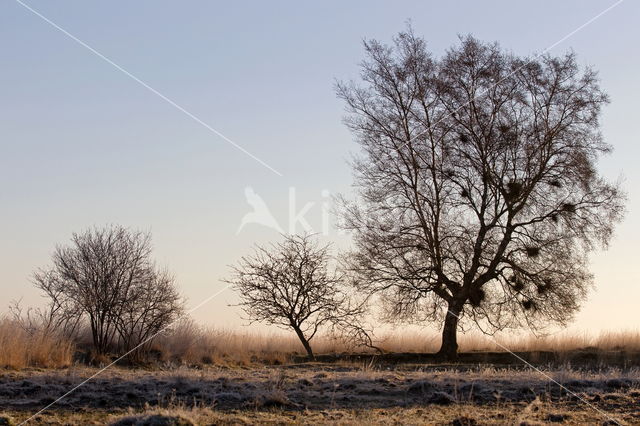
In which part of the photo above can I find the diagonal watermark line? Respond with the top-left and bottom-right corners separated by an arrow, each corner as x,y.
446,310 -> 622,425
393,3 -> 626,419
18,283 -> 233,425
398,0 -> 624,152
13,0 -> 626,424
13,0 -> 283,177
544,0 -> 625,52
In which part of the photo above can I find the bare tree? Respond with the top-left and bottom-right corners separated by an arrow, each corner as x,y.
226,234 -> 353,359
33,225 -> 183,355
337,30 -> 625,360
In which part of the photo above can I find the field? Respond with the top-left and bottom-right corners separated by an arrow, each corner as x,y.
1,362 -> 639,425
1,320 -> 640,425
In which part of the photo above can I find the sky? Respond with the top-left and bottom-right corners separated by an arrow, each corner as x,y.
0,0 -> 638,337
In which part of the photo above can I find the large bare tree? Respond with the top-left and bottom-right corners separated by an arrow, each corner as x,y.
34,225 -> 183,356
337,30 -> 625,360
226,234 -> 358,359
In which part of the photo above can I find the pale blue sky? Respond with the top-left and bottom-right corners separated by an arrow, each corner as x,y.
1,1 -> 638,335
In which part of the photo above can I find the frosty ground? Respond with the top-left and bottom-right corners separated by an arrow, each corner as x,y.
0,363 -> 638,425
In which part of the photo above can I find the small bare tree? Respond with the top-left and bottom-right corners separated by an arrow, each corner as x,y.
226,234 -> 352,359
337,30 -> 625,360
33,225 -> 183,356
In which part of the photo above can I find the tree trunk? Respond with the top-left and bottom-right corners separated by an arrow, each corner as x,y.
292,326 -> 314,359
437,302 -> 462,361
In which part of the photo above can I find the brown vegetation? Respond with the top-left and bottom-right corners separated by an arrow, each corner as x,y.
1,363 -> 638,425
1,317 -> 638,424
152,325 -> 640,367
0,318 -> 73,369
3,313 -> 638,369
0,317 -> 640,369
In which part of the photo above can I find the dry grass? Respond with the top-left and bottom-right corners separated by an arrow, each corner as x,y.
2,318 -> 638,424
4,404 -> 636,426
1,314 -> 639,369
368,329 -> 640,354
153,319 -> 351,366
0,317 -> 74,369
152,320 -> 640,366
2,365 -> 639,425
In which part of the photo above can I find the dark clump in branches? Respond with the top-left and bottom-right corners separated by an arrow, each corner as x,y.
509,276 -> 525,292
536,279 -> 553,295
525,246 -> 541,258
505,181 -> 524,202
337,28 -> 625,360
469,288 -> 485,307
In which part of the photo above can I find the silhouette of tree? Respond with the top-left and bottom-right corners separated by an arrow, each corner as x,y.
33,225 -> 183,356
337,29 -> 625,360
226,234 -> 360,359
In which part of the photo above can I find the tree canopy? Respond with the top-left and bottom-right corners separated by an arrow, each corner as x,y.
337,30 -> 625,359
33,225 -> 183,357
